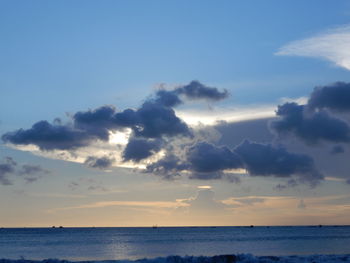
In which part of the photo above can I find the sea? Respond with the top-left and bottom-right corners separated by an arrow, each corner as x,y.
0,226 -> 350,263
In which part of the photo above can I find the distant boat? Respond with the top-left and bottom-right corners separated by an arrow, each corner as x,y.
152,225 -> 158,229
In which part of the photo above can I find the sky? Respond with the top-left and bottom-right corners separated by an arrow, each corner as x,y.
2,0 -> 350,227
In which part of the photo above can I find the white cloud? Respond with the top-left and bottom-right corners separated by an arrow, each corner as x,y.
276,24 -> 350,71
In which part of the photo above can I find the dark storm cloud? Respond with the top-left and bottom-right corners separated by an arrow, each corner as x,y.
235,140 -> 323,185
123,138 -> 163,162
271,102 -> 350,144
308,82 -> 350,112
0,157 -> 49,185
84,156 -> 115,169
2,120 -> 98,150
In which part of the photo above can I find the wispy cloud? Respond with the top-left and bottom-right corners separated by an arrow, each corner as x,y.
50,200 -> 189,213
276,25 -> 350,71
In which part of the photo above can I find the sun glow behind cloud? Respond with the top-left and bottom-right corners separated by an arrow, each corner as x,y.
176,105 -> 276,126
109,129 -> 131,145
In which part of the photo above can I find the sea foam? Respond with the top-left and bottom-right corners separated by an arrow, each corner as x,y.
1,254 -> 350,263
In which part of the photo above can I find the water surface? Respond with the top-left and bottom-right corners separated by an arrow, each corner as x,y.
0,226 -> 349,260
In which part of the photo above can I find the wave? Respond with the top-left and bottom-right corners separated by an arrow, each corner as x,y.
1,254 -> 350,263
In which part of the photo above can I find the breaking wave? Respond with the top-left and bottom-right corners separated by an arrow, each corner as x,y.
1,254 -> 350,263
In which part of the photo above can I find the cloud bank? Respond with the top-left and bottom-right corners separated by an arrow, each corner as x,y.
5,79 -> 350,187
146,140 -> 323,186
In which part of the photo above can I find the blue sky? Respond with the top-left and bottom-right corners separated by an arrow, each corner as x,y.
2,0 -> 350,226
2,0 -> 350,125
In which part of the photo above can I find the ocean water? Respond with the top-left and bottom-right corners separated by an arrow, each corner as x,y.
0,226 -> 349,262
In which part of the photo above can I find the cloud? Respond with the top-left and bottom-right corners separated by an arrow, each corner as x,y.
222,196 -> 266,207
74,106 -> 127,140
123,138 -> 163,162
215,118 -> 274,148
69,177 -> 109,192
176,80 -> 229,101
0,157 -> 16,185
5,81 -> 228,151
154,89 -> 183,108
71,80 -> 228,142
146,154 -> 189,179
133,101 -> 191,138
235,140 -> 323,186
0,157 -> 49,185
278,83 -> 350,145
5,78 -> 349,187
154,80 -> 229,108
2,81 -> 229,170
308,82 -> 350,112
271,102 -> 350,144
186,141 -> 242,179
276,24 -> 350,71
17,164 -> 50,183
2,120 -> 98,151
18,164 -> 49,176
84,155 -> 115,169
146,139 -> 322,186
75,102 -> 192,140
181,188 -> 227,213
330,145 -> 345,155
